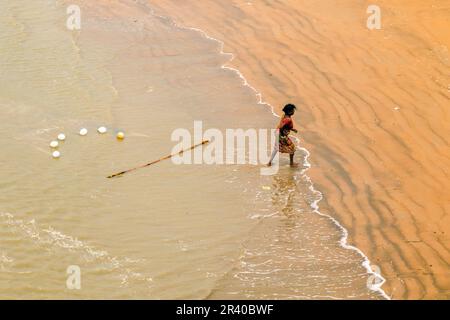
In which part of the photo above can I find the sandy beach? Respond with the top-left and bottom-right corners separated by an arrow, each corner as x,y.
147,0 -> 450,299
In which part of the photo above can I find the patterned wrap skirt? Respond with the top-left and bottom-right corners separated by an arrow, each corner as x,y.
279,134 -> 296,154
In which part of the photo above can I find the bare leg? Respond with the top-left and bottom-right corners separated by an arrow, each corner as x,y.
290,153 -> 298,167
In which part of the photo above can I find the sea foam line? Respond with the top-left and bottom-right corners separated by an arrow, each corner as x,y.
0,212 -> 153,287
138,0 -> 390,300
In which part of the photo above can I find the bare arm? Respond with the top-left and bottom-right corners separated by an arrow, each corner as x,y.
291,118 -> 298,133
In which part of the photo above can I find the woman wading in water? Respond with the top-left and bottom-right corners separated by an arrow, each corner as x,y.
267,104 -> 299,167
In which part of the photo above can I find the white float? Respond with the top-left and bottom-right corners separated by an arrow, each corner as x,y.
52,150 -> 61,158
57,133 -> 66,141
79,128 -> 88,136
97,126 -> 107,134
50,140 -> 59,148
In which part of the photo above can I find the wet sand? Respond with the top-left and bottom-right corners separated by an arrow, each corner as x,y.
148,0 -> 450,299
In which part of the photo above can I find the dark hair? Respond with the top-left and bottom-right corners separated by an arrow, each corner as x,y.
282,104 -> 296,115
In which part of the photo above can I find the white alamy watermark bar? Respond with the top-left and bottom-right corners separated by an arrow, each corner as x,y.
171,121 -> 280,175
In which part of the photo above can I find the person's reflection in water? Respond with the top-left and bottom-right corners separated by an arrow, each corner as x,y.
269,158 -> 307,237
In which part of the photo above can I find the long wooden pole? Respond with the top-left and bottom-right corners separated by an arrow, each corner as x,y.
107,140 -> 209,178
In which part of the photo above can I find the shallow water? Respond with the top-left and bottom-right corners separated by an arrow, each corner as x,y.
0,0 -> 384,299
